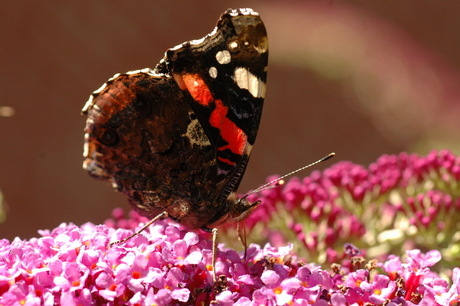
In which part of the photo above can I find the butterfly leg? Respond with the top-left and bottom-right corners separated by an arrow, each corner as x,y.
109,211 -> 169,246
237,222 -> 248,260
211,227 -> 218,283
210,228 -> 230,294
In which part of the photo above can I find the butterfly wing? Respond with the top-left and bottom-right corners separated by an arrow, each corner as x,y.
82,8 -> 268,230
161,8 -> 268,202
82,70 -> 224,229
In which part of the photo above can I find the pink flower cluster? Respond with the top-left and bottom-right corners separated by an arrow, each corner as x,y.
1,150 -> 459,305
0,217 -> 459,305
237,150 -> 460,270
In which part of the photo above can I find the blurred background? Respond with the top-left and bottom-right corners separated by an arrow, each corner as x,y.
1,1 -> 459,240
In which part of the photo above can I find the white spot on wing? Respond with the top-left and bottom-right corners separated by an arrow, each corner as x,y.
215,50 -> 231,65
209,67 -> 218,78
229,41 -> 238,50
233,67 -> 266,98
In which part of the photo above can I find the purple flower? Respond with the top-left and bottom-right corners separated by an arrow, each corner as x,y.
1,151 -> 459,305
0,219 -> 457,305
225,150 -> 460,275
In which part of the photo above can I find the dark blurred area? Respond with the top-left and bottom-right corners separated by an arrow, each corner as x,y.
1,1 -> 459,240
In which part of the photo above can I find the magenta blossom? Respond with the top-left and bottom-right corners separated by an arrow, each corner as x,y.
229,150 -> 460,273
1,150 -> 459,305
0,218 -> 458,305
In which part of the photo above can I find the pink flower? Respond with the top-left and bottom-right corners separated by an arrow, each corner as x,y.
0,217 -> 457,305
1,150 -> 459,305
227,150 -> 460,275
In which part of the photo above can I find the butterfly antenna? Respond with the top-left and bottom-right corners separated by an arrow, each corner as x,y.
242,152 -> 335,199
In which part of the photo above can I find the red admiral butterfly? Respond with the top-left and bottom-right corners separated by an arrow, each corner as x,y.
82,7 -> 268,261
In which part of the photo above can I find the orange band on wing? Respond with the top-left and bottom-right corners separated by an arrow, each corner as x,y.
182,73 -> 213,106
211,100 -> 247,160
218,157 -> 236,166
181,73 -> 247,163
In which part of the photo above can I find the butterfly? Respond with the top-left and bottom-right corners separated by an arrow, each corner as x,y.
82,8 -> 268,280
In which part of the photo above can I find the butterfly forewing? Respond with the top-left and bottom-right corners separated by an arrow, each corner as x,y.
164,8 -> 268,200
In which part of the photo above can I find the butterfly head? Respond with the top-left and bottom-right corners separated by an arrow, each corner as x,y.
205,192 -> 261,229
231,193 -> 261,222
